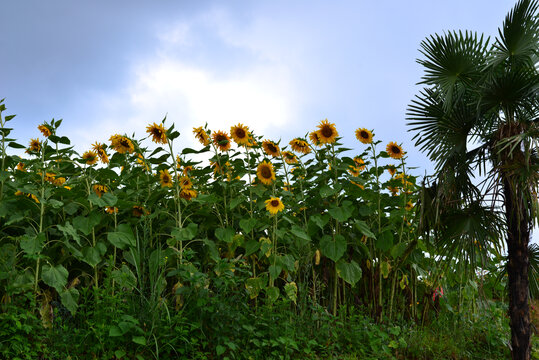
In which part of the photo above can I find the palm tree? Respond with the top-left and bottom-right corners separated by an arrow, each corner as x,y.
407,1 -> 539,359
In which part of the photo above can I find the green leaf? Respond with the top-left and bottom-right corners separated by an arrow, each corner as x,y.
290,225 -> 311,242
107,223 -> 136,249
380,261 -> 391,279
81,247 -> 101,267
203,239 -> 220,262
279,254 -> 296,272
265,286 -> 280,304
336,260 -> 362,286
309,214 -> 329,229
59,288 -> 79,315
354,220 -> 376,239
8,141 -> 26,149
172,223 -> 198,241
20,233 -> 45,255
230,195 -> 245,209
215,227 -> 235,243
328,205 -> 354,223
73,213 -> 101,236
269,264 -> 282,280
243,240 -> 260,257
284,282 -> 298,304
132,336 -> 146,345
320,234 -> 346,262
376,231 -> 394,251
239,218 -> 257,234
41,264 -> 68,292
245,277 -> 266,299
319,185 -> 337,198
390,242 -> 408,259
115,350 -> 127,359
57,222 -> 81,246
216,345 -> 226,356
109,326 -> 124,337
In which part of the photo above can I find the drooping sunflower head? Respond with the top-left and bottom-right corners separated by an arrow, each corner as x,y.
82,150 -> 98,165
355,128 -> 373,144
193,126 -> 210,146
353,156 -> 366,171
27,138 -> 41,153
256,160 -> 276,185
92,142 -> 109,164
265,197 -> 284,215
289,138 -> 311,154
387,165 -> 396,177
109,134 -> 135,154
16,162 -> 26,172
386,142 -> 404,159
309,131 -> 322,147
282,151 -> 298,164
178,175 -> 192,189
388,186 -> 399,196
230,123 -> 251,146
348,166 -> 360,177
183,165 -> 193,175
212,130 -> 231,152
136,154 -> 150,172
316,119 -> 338,144
92,184 -> 108,198
146,123 -> 167,144
105,206 -> 118,214
262,140 -> 280,157
405,201 -> 414,211
53,177 -> 66,186
132,205 -> 149,217
159,169 -> 173,188
38,124 -> 52,137
176,155 -> 182,169
180,188 -> 198,201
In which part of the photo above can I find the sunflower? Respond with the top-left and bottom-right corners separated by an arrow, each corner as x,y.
309,131 -> 322,147
230,123 -> 251,146
183,166 -> 193,175
212,130 -> 231,152
92,142 -> 109,164
387,165 -> 396,177
388,186 -> 399,196
353,156 -> 366,171
82,150 -> 98,165
246,135 -> 258,147
348,166 -> 360,177
109,134 -> 135,154
192,126 -> 210,146
262,140 -> 280,157
92,184 -> 108,197
133,205 -> 149,217
40,172 -> 56,183
178,175 -> 192,189
257,161 -> 276,185
38,124 -> 52,137
146,123 -> 167,144
355,128 -> 373,144
53,177 -> 66,186
16,162 -> 26,172
316,119 -> 338,144
405,201 -> 414,211
180,188 -> 198,201
282,151 -> 298,164
176,155 -> 182,169
136,154 -> 150,172
265,197 -> 284,215
159,169 -> 173,188
27,138 -> 41,153
289,138 -> 311,154
105,206 -> 118,214
386,142 -> 404,159
15,190 -> 39,203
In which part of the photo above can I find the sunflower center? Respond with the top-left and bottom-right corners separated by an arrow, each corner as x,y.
217,135 -> 228,143
236,129 -> 246,138
268,143 -> 277,153
321,126 -> 333,138
261,166 -> 272,179
361,131 -> 369,139
391,146 -> 401,154
271,200 -> 280,207
120,139 -> 130,147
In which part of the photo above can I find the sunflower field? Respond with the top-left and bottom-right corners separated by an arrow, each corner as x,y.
0,98 -> 535,359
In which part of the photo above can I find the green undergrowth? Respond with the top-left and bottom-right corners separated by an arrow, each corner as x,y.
1,290 -> 532,360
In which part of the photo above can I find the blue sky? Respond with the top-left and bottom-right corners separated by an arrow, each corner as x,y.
1,0 -> 536,244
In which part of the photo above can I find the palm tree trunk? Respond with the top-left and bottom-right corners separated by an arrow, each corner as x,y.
503,178 -> 531,360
